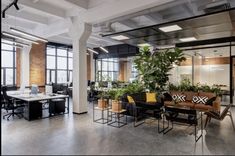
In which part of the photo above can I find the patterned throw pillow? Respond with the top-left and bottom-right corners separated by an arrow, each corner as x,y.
172,94 -> 186,102
192,96 -> 208,104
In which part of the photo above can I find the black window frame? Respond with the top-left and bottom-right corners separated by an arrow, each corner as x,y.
95,58 -> 119,81
1,39 -> 17,86
46,43 -> 73,84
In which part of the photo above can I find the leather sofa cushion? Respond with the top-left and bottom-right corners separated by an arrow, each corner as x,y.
164,101 -> 174,106
184,91 -> 198,102
178,102 -> 195,108
131,92 -> 146,102
136,101 -> 162,109
194,104 -> 213,111
198,92 -> 216,99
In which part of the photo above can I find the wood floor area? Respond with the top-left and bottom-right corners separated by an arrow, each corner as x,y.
2,104 -> 235,155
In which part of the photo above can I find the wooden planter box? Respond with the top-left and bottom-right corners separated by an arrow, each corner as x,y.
112,100 -> 122,112
98,99 -> 108,109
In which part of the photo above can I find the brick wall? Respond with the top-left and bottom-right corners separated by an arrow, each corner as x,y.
29,41 -> 46,86
16,48 -> 21,87
16,42 -> 91,89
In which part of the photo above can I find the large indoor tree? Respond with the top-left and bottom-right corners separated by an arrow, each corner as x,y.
134,46 -> 186,92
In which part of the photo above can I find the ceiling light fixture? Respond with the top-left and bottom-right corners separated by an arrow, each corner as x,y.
179,37 -> 197,42
156,45 -> 175,49
1,41 -> 23,49
87,48 -> 99,54
10,27 -> 48,42
2,32 -> 39,44
137,43 -> 151,47
99,47 -> 109,53
110,35 -> 129,40
159,25 -> 182,32
2,38 -> 30,47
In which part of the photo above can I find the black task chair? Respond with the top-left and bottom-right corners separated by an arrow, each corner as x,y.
2,86 -> 25,120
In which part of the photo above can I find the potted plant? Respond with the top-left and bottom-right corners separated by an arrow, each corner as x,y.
133,46 -> 186,92
97,90 -> 108,109
108,89 -> 124,112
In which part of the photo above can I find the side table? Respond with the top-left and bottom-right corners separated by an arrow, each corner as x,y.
108,109 -> 127,128
93,105 -> 110,124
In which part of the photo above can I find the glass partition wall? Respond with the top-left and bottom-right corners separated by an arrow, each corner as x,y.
170,43 -> 233,105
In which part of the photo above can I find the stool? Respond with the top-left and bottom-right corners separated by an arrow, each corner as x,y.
93,107 -> 111,124
108,109 -> 127,128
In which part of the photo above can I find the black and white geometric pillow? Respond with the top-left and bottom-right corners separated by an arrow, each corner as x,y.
172,94 -> 186,102
192,96 -> 208,104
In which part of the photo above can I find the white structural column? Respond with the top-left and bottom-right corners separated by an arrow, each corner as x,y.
20,45 -> 32,90
69,17 -> 92,114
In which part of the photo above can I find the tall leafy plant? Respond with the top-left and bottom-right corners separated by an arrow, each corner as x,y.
134,46 -> 186,92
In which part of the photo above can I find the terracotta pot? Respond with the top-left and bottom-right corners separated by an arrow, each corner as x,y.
112,100 -> 122,112
98,99 -> 108,109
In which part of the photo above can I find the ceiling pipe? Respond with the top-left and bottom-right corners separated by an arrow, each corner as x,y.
2,0 -> 19,18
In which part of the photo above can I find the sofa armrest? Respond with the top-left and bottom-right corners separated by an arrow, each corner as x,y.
212,96 -> 221,113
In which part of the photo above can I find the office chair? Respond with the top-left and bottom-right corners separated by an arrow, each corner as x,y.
2,86 -> 25,120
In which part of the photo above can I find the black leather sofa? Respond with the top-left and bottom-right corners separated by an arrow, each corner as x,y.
121,92 -> 164,119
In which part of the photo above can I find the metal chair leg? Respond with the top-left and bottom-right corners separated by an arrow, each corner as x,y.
7,114 -> 12,120
227,111 -> 235,130
204,116 -> 209,129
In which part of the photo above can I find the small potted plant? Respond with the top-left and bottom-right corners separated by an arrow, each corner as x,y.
108,89 -> 124,112
97,90 -> 108,109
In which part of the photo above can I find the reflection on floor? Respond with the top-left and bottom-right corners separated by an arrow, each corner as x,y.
2,102 -> 235,155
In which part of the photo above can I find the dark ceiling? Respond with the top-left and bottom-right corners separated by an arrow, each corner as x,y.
102,8 -> 235,48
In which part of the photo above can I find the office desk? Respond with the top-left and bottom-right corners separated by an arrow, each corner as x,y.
7,92 -> 69,121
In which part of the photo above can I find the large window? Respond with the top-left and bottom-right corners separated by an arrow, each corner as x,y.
1,40 -> 16,86
46,45 -> 73,84
131,61 -> 138,80
96,58 -> 119,81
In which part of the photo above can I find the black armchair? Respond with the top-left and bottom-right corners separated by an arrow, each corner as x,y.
1,86 -> 25,120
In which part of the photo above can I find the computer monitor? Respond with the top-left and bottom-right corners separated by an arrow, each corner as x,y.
45,85 -> 52,95
31,84 -> 39,95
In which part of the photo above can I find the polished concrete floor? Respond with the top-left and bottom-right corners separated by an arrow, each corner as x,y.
2,103 -> 235,155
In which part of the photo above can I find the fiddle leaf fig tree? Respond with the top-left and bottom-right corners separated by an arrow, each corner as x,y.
134,46 -> 186,92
